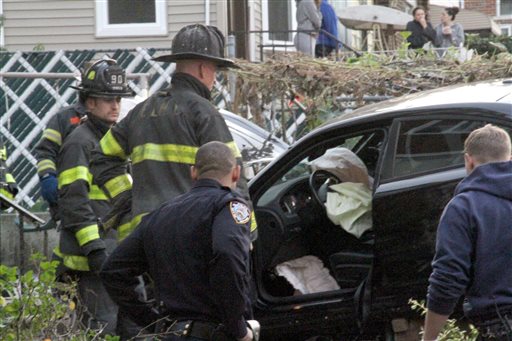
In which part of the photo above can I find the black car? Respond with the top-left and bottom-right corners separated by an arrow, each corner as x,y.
249,79 -> 512,340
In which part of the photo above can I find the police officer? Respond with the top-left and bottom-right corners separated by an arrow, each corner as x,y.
100,141 -> 255,341
52,59 -> 133,336
90,24 -> 256,241
34,67 -> 89,219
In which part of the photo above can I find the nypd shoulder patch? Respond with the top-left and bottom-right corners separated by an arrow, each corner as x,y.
229,201 -> 251,225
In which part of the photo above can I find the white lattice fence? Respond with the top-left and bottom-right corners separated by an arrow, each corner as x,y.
0,48 -> 175,208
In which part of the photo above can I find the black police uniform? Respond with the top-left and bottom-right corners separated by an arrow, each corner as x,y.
100,178 -> 253,340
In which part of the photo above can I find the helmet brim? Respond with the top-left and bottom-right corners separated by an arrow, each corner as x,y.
152,53 -> 240,69
70,85 -> 135,97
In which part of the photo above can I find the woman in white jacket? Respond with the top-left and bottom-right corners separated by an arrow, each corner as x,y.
294,0 -> 322,56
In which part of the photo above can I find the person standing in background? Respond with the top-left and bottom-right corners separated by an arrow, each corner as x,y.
315,0 -> 339,58
294,0 -> 322,56
406,6 -> 436,49
434,7 -> 464,55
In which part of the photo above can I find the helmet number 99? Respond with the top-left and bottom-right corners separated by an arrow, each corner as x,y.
111,75 -> 124,84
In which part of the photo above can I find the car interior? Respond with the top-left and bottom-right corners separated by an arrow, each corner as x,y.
254,129 -> 386,299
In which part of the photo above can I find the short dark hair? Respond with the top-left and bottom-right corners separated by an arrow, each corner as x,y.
412,6 -> 425,16
464,124 -> 511,164
194,141 -> 236,179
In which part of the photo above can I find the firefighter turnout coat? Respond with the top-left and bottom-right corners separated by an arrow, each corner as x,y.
0,137 -> 18,204
53,115 -> 116,272
91,73 -> 252,240
35,102 -> 87,178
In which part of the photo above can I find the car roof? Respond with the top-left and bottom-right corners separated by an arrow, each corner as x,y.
329,78 -> 512,124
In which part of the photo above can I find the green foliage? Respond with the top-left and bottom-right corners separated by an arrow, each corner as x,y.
466,34 -> 512,55
410,299 -> 479,341
0,253 -> 119,341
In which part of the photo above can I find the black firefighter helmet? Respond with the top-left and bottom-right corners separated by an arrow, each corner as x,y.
71,59 -> 134,98
152,24 -> 238,69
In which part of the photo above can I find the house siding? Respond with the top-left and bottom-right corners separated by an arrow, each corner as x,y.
3,0 -> 221,51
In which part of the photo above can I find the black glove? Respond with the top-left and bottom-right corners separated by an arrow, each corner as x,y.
87,248 -> 108,274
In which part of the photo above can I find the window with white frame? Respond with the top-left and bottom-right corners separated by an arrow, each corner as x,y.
262,0 -> 296,47
95,0 -> 167,38
498,0 -> 512,17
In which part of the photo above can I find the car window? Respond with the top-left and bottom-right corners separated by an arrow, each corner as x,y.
276,130 -> 384,186
393,119 -> 486,178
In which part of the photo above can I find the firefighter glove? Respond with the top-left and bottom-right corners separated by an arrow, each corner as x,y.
87,248 -> 108,274
40,173 -> 58,205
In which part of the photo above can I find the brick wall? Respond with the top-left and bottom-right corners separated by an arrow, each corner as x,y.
464,0 -> 497,16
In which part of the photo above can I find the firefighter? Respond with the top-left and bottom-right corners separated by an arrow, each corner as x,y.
100,141 -> 255,341
90,24 -> 255,241
52,59 -> 133,336
34,70 -> 89,219
0,137 -> 18,208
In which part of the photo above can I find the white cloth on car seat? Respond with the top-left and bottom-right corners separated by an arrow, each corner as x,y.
325,182 -> 372,239
275,255 -> 340,294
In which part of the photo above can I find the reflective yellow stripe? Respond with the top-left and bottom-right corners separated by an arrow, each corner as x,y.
104,174 -> 132,198
100,130 -> 126,159
0,188 -> 13,200
131,143 -> 197,165
89,185 -> 108,200
0,146 -> 6,160
118,213 -> 146,241
250,211 -> 257,233
75,224 -> 100,247
58,166 -> 90,189
43,128 -> 62,146
226,141 -> 241,158
37,160 -> 56,173
5,173 -> 15,184
53,246 -> 89,271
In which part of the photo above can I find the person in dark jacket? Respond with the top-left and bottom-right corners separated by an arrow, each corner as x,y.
100,141 -> 254,341
35,87 -> 87,219
53,59 -> 133,336
423,124 -> 512,341
406,6 -> 436,49
315,0 -> 339,58
90,24 -> 256,241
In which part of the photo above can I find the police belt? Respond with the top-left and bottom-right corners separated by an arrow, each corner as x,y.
164,320 -> 235,341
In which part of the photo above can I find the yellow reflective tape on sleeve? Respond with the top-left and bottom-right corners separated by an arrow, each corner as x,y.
131,143 -> 198,165
75,224 -> 100,247
37,160 -> 56,173
53,246 -> 89,271
100,130 -> 127,159
0,146 -> 6,160
0,188 -> 13,200
118,213 -> 147,241
89,185 -> 108,200
42,128 -> 62,146
104,174 -> 132,198
5,173 -> 15,184
250,211 -> 257,233
58,166 -> 90,189
226,141 -> 242,158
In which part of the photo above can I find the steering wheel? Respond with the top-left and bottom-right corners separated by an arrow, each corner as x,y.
308,169 -> 342,208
